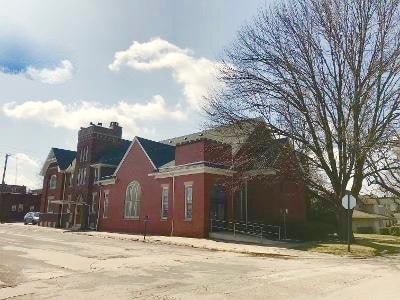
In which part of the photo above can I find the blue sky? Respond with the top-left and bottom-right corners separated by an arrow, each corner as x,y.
0,0 -> 268,188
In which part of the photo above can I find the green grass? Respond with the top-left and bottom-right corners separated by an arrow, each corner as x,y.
293,233 -> 400,257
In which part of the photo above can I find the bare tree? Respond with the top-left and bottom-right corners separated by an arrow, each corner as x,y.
206,0 -> 400,239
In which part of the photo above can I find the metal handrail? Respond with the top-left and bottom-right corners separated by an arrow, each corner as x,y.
210,219 -> 281,241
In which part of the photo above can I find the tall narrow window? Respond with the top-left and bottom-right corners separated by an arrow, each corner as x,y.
124,181 -> 140,219
49,175 -> 57,190
92,192 -> 98,213
47,196 -> 55,213
103,191 -> 109,219
184,183 -> 193,220
161,186 -> 169,219
94,167 -> 100,182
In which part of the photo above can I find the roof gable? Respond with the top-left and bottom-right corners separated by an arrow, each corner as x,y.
52,148 -> 76,170
136,137 -> 175,168
40,147 -> 76,175
94,140 -> 131,166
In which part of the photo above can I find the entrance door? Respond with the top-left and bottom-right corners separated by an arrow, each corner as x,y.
210,185 -> 226,221
74,205 -> 82,228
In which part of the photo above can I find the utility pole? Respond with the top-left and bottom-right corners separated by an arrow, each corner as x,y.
2,153 -> 11,185
0,153 -> 11,223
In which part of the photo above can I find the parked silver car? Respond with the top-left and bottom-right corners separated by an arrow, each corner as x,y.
24,212 -> 40,225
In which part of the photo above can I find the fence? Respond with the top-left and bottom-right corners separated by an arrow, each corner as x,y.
210,219 -> 281,241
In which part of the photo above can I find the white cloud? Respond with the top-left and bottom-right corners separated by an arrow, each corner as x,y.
109,37 -> 219,110
2,95 -> 187,137
25,60 -> 73,84
3,153 -> 42,189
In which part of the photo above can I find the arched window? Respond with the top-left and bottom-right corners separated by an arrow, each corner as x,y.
125,181 -> 140,219
49,175 -> 57,190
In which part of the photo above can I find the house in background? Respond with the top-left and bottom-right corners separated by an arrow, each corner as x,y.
0,184 -> 41,222
352,195 -> 399,233
352,210 -> 393,234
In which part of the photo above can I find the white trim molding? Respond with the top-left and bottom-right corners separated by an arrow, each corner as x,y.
96,177 -> 116,186
149,163 -> 235,179
113,137 -> 157,176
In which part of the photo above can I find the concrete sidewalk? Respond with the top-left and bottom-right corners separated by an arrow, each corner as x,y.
71,227 -> 324,259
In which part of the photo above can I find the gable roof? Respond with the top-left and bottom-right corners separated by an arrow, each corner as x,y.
136,137 -> 175,168
113,137 -> 176,176
160,118 -> 267,155
40,148 -> 76,175
94,140 -> 131,166
353,210 -> 392,220
52,148 -> 77,170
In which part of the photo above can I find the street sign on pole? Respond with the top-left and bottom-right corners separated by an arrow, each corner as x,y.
342,193 -> 356,252
342,194 -> 356,209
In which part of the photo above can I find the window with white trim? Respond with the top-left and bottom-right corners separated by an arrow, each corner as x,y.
11,205 -> 16,212
184,183 -> 193,220
124,181 -> 140,219
103,191 -> 109,219
29,205 -> 35,211
49,175 -> 57,190
18,204 -> 23,212
94,167 -> 100,182
47,196 -> 55,213
92,192 -> 98,213
161,186 -> 169,219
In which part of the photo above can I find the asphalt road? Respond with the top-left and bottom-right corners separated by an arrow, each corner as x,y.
1,223 -> 400,299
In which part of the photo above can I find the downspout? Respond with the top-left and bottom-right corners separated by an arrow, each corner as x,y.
171,175 -> 175,236
60,173 -> 66,228
96,183 -> 102,231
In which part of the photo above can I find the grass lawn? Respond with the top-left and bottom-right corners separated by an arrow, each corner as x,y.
293,233 -> 400,257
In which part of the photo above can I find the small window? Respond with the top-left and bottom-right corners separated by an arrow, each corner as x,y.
11,205 -> 16,212
124,181 -> 141,219
103,191 -> 109,219
29,205 -> 35,211
47,196 -> 55,213
94,167 -> 100,182
161,186 -> 169,219
92,192 -> 98,213
18,204 -> 23,212
49,175 -> 57,190
184,184 -> 193,220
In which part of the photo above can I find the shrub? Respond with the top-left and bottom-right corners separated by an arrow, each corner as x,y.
381,227 -> 390,235
380,226 -> 400,236
288,222 -> 336,241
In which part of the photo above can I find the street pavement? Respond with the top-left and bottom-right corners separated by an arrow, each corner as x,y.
0,223 -> 399,299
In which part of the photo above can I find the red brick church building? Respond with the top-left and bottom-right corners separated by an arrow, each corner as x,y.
39,120 -> 306,238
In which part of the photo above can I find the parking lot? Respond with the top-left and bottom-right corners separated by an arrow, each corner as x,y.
1,223 -> 400,299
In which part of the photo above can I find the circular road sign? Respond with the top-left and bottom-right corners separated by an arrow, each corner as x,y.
342,194 -> 357,209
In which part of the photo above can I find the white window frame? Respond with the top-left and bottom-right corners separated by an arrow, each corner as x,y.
184,182 -> 193,220
47,196 -> 55,213
94,167 -> 101,182
11,205 -> 16,212
92,192 -> 98,213
18,204 -> 23,212
49,175 -> 57,190
103,190 -> 109,219
29,205 -> 35,211
161,185 -> 169,219
124,181 -> 141,219
82,168 -> 87,185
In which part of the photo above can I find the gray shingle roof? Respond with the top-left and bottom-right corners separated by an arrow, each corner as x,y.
52,148 -> 76,170
137,137 -> 175,169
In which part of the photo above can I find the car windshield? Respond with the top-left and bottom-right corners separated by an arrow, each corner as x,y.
34,212 -> 40,217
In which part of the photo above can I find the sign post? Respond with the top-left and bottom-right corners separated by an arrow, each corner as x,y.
143,215 -> 150,241
341,192 -> 356,252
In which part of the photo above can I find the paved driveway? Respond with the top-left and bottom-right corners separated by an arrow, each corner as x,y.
0,223 -> 399,299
